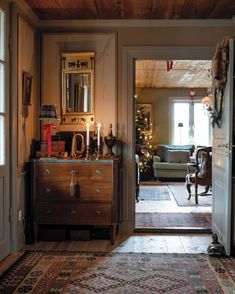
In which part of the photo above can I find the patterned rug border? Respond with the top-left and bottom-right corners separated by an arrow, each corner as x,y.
1,251 -> 235,293
0,251 -> 27,280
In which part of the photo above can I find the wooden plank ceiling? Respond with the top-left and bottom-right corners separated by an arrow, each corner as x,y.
24,1 -> 226,89
25,0 -> 235,20
136,60 -> 212,88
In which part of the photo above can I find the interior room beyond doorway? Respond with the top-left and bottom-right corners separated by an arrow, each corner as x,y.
135,59 -> 212,231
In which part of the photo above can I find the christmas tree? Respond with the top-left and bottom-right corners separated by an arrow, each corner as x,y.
135,105 -> 154,178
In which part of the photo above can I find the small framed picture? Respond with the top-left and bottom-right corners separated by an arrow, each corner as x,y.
22,71 -> 33,106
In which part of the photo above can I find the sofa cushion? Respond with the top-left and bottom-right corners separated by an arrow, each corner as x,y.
167,150 -> 190,163
153,162 -> 188,170
155,144 -> 195,162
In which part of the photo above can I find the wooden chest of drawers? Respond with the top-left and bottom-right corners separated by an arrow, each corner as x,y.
31,159 -> 119,244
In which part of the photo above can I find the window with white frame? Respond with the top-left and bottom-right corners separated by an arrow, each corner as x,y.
0,9 -> 6,165
171,99 -> 211,147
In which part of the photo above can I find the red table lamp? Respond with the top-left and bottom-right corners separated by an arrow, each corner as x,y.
39,104 -> 58,157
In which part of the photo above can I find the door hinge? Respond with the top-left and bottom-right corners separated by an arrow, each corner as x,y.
9,207 -> 12,223
8,35 -> 12,53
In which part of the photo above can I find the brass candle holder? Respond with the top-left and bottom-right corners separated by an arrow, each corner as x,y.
85,145 -> 90,160
96,145 -> 102,160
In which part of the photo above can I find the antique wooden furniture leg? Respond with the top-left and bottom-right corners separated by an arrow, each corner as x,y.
204,185 -> 210,194
136,185 -> 139,202
186,183 -> 192,200
195,182 -> 199,204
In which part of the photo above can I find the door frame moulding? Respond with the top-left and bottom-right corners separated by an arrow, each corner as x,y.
120,45 -> 214,233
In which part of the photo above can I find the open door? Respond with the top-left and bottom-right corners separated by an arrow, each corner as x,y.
212,38 -> 234,255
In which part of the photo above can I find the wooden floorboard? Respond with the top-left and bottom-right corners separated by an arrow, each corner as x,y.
0,233 -> 212,274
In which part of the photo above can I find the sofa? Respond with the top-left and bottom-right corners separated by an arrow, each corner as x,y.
152,144 -> 195,180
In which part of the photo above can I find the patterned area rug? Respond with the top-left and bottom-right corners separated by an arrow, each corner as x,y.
168,183 -> 212,207
1,251 -> 235,293
136,212 -> 212,228
139,185 -> 171,201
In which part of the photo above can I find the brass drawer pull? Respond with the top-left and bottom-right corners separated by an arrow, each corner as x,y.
96,210 -> 102,215
45,209 -> 52,215
96,188 -> 101,193
45,187 -> 51,193
96,169 -> 102,175
70,209 -> 77,215
44,168 -> 50,175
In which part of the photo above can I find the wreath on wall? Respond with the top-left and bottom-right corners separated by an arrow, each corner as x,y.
211,36 -> 231,128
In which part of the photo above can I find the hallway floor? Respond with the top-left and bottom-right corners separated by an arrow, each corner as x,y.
0,233 -> 212,275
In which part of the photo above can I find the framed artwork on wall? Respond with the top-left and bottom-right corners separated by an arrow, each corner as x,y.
136,103 -> 153,133
22,71 -> 33,106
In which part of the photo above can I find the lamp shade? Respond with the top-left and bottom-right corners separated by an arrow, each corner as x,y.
39,104 -> 58,120
178,122 -> 183,127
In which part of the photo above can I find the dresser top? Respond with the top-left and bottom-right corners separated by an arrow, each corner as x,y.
32,157 -> 119,164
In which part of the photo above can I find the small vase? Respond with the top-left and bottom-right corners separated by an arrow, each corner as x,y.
104,124 -> 117,156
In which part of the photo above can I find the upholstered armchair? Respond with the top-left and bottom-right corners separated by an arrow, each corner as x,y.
185,146 -> 212,204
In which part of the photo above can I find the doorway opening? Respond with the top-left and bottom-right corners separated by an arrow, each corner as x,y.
134,59 -> 213,232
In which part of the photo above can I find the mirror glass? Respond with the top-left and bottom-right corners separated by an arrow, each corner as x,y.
61,52 -> 95,125
65,73 -> 91,113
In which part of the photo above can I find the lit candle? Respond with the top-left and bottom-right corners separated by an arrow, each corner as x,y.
86,123 -> 90,146
97,123 -> 101,146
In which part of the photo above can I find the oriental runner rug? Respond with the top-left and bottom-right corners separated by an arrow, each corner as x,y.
136,212 -> 212,229
1,251 -> 235,293
168,183 -> 212,207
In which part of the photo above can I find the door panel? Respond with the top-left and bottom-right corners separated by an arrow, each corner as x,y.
212,38 -> 233,255
0,2 -> 10,262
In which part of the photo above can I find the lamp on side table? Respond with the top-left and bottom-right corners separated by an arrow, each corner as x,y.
39,104 -> 58,157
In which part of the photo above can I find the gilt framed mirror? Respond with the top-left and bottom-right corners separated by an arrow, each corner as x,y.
61,52 -> 95,125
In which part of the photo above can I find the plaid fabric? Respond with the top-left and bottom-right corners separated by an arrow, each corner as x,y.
39,104 -> 57,120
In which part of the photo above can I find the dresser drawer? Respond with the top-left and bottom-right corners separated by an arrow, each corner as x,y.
35,180 -> 112,201
79,181 -> 112,200
35,180 -> 72,200
34,202 -> 112,224
35,163 -> 113,181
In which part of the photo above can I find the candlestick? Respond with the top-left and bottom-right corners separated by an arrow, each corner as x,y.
97,123 -> 101,146
96,145 -> 101,160
86,123 -> 90,146
85,145 -> 90,160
